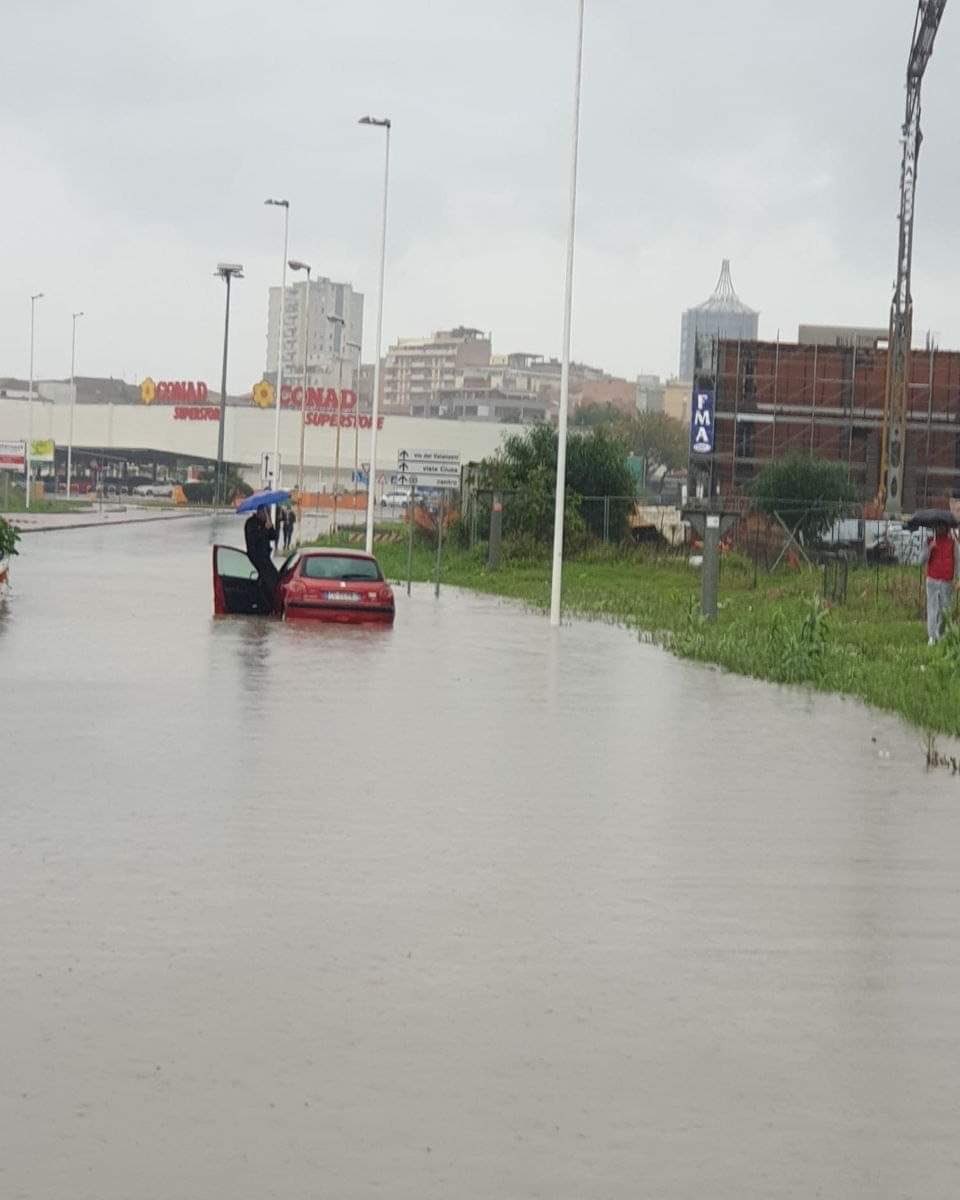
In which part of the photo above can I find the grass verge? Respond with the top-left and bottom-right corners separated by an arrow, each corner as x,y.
317,527 -> 960,739
1,495 -> 94,514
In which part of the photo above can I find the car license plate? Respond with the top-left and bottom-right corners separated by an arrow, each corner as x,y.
324,591 -> 360,602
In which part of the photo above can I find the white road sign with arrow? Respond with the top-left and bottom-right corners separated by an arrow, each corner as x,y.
396,448 -> 460,489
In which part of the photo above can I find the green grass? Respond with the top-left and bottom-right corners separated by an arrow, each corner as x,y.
1,495 -> 94,514
317,528 -> 960,738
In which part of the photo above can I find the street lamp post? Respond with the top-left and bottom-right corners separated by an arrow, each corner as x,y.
549,0 -> 585,628
67,311 -> 84,498
214,263 -> 244,508
264,198 -> 290,493
347,340 -> 362,525
288,259 -> 313,507
327,313 -> 346,533
26,292 -> 43,509
359,114 -> 391,554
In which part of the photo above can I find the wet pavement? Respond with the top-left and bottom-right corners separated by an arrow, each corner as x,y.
2,517 -> 960,1199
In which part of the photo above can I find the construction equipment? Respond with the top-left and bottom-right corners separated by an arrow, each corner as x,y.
880,0 -> 948,514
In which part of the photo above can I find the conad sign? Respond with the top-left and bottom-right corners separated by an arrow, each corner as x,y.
173,407 -> 220,421
280,386 -> 357,409
141,379 -> 209,404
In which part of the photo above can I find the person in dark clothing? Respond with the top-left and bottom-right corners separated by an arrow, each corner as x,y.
283,507 -> 296,551
244,505 -> 280,611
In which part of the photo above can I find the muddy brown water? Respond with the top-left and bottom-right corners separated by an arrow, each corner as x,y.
2,518 -> 959,1198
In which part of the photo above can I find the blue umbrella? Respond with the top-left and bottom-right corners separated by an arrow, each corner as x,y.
235,489 -> 291,514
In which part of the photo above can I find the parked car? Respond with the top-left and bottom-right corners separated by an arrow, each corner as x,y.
133,483 -> 174,497
380,490 -> 411,507
212,546 -> 395,624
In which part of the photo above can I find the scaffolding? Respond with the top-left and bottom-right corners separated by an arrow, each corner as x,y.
703,337 -> 960,508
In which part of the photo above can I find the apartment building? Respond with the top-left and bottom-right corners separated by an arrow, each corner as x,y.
265,277 -> 364,393
381,327 -> 491,412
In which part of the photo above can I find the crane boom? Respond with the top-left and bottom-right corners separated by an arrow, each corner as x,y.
880,0 -> 947,514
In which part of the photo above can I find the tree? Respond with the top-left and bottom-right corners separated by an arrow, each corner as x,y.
572,406 -> 689,479
573,402 -> 622,429
621,412 -> 689,476
480,424 -> 636,544
748,455 -> 856,543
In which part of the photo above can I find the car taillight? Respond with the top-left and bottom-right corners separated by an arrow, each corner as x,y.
381,586 -> 394,604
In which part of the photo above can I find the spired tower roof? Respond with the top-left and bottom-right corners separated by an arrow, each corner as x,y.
692,259 -> 757,316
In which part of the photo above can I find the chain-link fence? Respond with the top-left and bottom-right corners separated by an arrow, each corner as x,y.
460,484 -> 944,601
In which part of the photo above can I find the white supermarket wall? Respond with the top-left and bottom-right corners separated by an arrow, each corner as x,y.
0,398 -> 515,473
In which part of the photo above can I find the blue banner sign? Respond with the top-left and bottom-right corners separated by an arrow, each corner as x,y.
690,389 -> 715,455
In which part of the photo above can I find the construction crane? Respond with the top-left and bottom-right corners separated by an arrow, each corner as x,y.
880,0 -> 948,514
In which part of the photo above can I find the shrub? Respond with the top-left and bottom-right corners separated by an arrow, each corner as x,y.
749,455 -> 856,543
0,516 -> 20,558
181,482 -> 215,505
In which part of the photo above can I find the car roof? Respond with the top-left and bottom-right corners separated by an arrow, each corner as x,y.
299,547 -> 377,560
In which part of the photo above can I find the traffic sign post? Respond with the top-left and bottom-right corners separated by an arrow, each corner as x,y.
260,450 -> 280,489
396,450 -> 458,600
435,490 -> 445,599
0,442 -> 25,513
406,474 -> 417,596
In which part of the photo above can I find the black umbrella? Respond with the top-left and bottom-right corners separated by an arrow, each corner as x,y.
905,508 -> 959,531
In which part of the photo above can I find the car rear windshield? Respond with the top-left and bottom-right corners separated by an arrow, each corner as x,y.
302,555 -> 382,582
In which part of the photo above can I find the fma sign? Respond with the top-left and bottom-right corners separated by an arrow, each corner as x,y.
690,390 -> 715,455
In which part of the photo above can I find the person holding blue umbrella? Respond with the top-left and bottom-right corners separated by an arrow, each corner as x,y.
237,489 -> 290,611
244,506 -> 279,610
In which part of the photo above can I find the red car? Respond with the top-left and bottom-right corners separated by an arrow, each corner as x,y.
213,545 -> 395,624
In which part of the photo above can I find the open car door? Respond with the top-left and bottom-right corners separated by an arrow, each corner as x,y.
212,545 -> 274,616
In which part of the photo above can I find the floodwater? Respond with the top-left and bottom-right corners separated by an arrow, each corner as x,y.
2,518 -> 960,1199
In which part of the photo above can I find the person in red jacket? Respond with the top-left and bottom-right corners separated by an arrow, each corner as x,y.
921,522 -> 958,644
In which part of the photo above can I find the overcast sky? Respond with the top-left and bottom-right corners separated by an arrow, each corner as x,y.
1,0 -> 957,390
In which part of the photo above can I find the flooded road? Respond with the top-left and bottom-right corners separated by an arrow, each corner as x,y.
2,518 -> 960,1199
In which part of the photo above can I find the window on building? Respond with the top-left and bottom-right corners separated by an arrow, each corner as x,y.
735,419 -> 755,460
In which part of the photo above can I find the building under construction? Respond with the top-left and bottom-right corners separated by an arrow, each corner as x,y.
689,1 -> 952,514
697,336 -> 960,508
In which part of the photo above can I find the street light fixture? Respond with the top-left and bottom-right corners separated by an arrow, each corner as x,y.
264,198 -> 290,495
549,0 -> 585,628
67,311 -> 84,498
359,114 -> 391,553
26,292 -> 43,510
214,263 -> 244,508
287,259 -> 312,508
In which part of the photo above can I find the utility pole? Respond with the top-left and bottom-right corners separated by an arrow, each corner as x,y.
26,292 -> 43,509
67,311 -> 84,498
288,260 -> 313,508
359,115 -> 391,554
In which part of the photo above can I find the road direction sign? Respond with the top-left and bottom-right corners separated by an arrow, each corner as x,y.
398,448 -> 461,466
397,448 -> 460,489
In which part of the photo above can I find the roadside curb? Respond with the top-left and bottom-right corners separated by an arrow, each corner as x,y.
7,511 -> 224,534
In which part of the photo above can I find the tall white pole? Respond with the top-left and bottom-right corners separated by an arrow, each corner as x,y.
363,118 -> 391,555
297,268 -> 312,500
68,311 -> 83,498
26,293 -> 42,510
269,201 -> 290,489
549,0 -> 585,628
